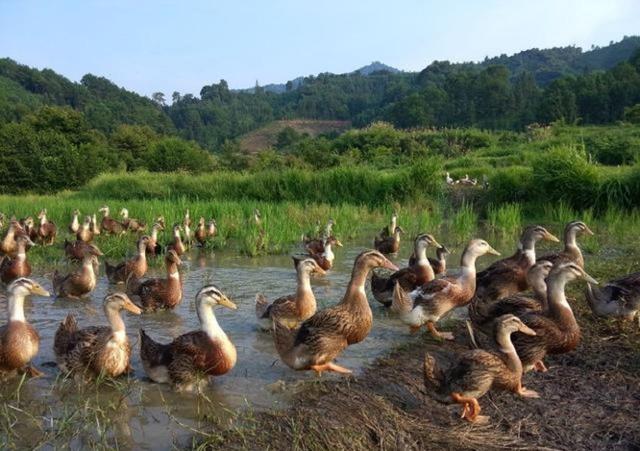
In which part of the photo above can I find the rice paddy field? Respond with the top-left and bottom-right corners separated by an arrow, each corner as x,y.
0,190 -> 639,449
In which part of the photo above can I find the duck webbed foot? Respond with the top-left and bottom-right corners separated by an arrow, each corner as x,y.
517,384 -> 540,398
310,362 -> 353,377
533,360 -> 548,372
451,393 -> 486,423
427,322 -> 454,341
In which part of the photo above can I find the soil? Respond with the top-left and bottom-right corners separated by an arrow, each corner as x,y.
212,300 -> 640,451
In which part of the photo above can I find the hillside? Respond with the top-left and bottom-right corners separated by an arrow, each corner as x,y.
237,119 -> 351,153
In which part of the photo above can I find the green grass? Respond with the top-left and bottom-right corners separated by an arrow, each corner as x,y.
487,203 -> 522,237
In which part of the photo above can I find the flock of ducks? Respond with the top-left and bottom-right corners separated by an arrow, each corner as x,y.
0,208 -> 639,422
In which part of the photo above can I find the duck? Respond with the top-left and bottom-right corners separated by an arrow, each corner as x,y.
207,218 -> 217,238
0,235 -> 35,284
146,222 -> 164,256
256,257 -> 326,330
537,221 -> 593,269
0,278 -> 50,378
424,314 -> 539,423
378,212 -> 398,240
252,208 -> 266,252
64,239 -> 101,265
105,236 -> 150,284
183,210 -> 193,245
68,209 -> 80,234
307,236 -> 342,271
53,293 -> 141,379
469,260 -> 554,335
273,250 -> 398,376
195,217 -> 207,246
99,206 -> 125,235
120,208 -> 146,232
36,209 -> 57,245
374,226 -> 404,255
91,213 -> 101,236
408,244 -> 450,274
371,233 -> 442,306
474,226 -> 559,301
585,272 -> 640,326
167,224 -> 186,256
140,285 -> 237,392
445,172 -> 454,185
304,219 -> 335,254
510,262 -> 597,372
22,217 -> 39,242
126,249 -> 183,312
76,216 -> 94,243
391,239 -> 500,340
53,245 -> 102,299
0,220 -> 25,257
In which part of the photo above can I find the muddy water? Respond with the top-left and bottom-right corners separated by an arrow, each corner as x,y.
0,232 -> 516,449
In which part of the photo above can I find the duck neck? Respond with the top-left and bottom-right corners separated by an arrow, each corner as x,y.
518,233 -> 537,266
102,209 -> 109,218
82,256 -> 96,279
414,242 -> 429,265
296,269 -> 313,300
137,244 -> 147,259
104,306 -> 127,343
39,215 -> 47,226
531,279 -> 548,309
389,216 -> 396,232
546,275 -> 575,325
564,227 -> 578,253
342,263 -> 371,307
166,262 -> 180,282
459,250 -> 479,284
71,214 -> 78,227
8,290 -> 27,322
197,303 -> 226,340
151,227 -> 159,240
496,330 -> 522,376
16,242 -> 26,261
393,230 -> 401,242
323,243 -> 334,261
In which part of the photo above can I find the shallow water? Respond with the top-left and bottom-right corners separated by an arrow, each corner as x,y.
0,232 -> 519,449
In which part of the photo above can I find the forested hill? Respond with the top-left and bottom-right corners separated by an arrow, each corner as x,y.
1,36 -> 639,151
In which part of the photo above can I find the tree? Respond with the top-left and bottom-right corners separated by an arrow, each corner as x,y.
172,91 -> 181,104
151,92 -> 166,106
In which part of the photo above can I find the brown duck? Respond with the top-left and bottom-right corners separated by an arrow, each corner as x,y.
99,206 -> 125,235
474,225 -> 559,301
511,262 -> 597,372
408,245 -> 450,275
392,239 -> 500,340
0,235 -> 35,284
374,226 -> 403,255
120,208 -> 146,232
53,246 -> 102,299
0,278 -> 50,378
195,217 -> 207,246
273,250 -> 398,375
424,314 -> 539,423
537,221 -> 593,269
64,239 -> 101,263
167,224 -> 186,256
105,236 -> 150,284
1,220 -> 27,257
307,236 -> 342,271
76,216 -> 94,243
127,250 -> 183,312
304,218 -> 335,254
255,257 -> 326,330
54,293 -> 141,379
36,209 -> 57,245
371,233 -> 442,306
469,260 -> 553,335
146,222 -> 164,256
140,285 -> 237,392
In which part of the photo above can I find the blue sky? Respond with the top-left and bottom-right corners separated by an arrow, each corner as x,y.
1,0 -> 638,97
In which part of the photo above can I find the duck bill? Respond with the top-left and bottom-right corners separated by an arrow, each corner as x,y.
584,226 -> 594,236
219,295 -> 238,310
124,299 -> 143,315
544,232 -> 560,243
430,239 -> 442,249
32,286 -> 50,297
582,272 -> 598,285
314,266 -> 327,276
519,324 -> 537,336
335,240 -> 343,248
487,246 -> 501,256
382,258 -> 399,271
92,247 -> 104,256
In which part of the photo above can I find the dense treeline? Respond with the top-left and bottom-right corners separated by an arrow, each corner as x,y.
1,37 -> 639,152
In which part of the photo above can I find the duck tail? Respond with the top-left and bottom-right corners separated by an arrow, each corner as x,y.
53,314 -> 78,359
104,260 -> 115,280
139,329 -> 171,367
272,318 -> 298,364
391,282 -> 413,315
423,353 -> 449,403
255,293 -> 270,320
